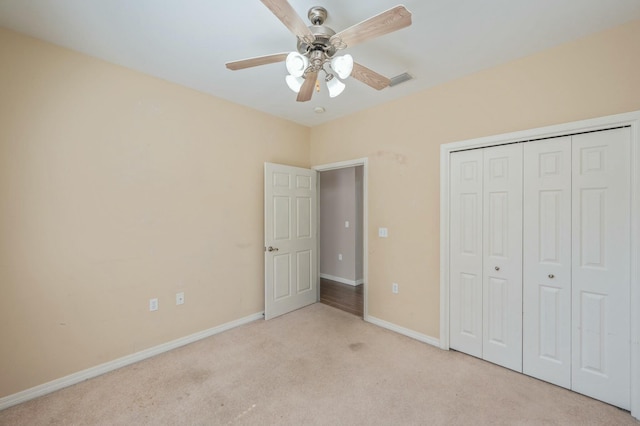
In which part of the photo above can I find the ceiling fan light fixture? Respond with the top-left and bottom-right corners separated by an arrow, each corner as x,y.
226,4 -> 412,103
285,75 -> 304,93
330,54 -> 354,80
285,52 -> 309,78
326,76 -> 346,98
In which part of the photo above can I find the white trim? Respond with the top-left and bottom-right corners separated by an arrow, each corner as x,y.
440,110 -> 640,420
366,315 -> 440,348
0,312 -> 263,411
631,114 -> 640,420
319,273 -> 363,286
313,157 -> 368,172
313,158 -> 369,319
440,140 -> 451,350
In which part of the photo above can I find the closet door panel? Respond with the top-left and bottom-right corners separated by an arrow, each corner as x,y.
571,127 -> 631,410
450,150 -> 483,357
523,137 -> 572,388
482,143 -> 523,372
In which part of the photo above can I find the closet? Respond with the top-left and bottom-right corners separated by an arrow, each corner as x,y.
448,127 -> 631,410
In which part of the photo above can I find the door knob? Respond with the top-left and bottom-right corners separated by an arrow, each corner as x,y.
267,246 -> 279,252
495,266 -> 500,271
548,274 -> 555,279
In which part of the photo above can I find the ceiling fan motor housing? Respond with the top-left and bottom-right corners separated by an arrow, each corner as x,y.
307,6 -> 327,25
297,6 -> 337,58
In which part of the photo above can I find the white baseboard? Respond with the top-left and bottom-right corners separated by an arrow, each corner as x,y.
320,273 -> 363,286
0,311 -> 264,411
365,315 -> 440,348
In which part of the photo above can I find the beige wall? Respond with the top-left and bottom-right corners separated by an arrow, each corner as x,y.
310,19 -> 640,338
0,28 -> 309,398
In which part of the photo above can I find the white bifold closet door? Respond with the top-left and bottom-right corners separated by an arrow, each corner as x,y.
482,144 -> 523,372
523,136 -> 572,388
450,144 -> 523,372
521,128 -> 631,409
570,128 -> 631,410
450,127 -> 631,410
450,149 -> 484,358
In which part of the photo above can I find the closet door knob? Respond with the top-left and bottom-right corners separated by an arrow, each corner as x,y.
548,274 -> 555,279
495,266 -> 500,271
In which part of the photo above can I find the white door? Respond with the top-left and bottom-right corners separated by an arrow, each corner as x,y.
482,143 -> 523,372
523,137 -> 572,388
449,149 -> 484,358
264,163 -> 318,320
571,128 -> 631,409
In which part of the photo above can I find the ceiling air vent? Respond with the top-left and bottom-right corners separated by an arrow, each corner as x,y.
389,72 -> 413,87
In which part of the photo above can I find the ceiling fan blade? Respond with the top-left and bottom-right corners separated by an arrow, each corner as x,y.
260,0 -> 314,40
225,53 -> 288,71
297,71 -> 318,102
351,62 -> 391,90
330,5 -> 412,49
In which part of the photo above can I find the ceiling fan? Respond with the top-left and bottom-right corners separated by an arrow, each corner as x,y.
225,0 -> 412,102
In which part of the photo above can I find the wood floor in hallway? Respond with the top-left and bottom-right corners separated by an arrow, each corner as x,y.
319,278 -> 363,317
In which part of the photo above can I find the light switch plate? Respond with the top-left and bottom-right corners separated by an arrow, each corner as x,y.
345,221 -> 350,228
378,227 -> 388,238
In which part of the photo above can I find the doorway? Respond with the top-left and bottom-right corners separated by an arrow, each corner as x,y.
314,159 -> 367,318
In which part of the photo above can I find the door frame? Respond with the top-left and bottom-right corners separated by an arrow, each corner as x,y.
439,110 -> 640,419
313,158 -> 369,319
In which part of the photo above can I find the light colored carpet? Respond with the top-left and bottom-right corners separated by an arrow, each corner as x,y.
0,303 -> 637,425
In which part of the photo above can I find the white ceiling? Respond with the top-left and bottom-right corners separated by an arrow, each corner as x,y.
1,1 -> 639,127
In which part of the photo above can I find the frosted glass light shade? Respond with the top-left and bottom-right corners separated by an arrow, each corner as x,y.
285,75 -> 304,93
285,52 -> 309,78
326,77 -> 346,98
330,54 -> 353,80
